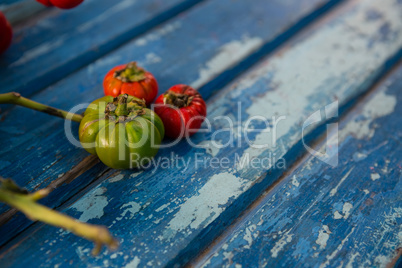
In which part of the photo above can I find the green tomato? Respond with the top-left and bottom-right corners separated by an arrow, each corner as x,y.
79,94 -> 164,169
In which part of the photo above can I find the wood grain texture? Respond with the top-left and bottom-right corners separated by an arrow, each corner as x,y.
0,0 -> 203,97
199,60 -> 402,268
1,0 -> 401,266
0,0 -> 336,247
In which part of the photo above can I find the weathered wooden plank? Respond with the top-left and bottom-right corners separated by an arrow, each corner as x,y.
1,0 -> 401,266
0,0 -> 202,97
0,0 -> 337,246
198,61 -> 402,268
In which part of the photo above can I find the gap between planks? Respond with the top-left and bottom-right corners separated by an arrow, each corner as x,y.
186,58 -> 402,268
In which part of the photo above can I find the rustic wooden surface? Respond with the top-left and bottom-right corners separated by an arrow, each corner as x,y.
0,0 -> 337,246
0,0 -> 401,267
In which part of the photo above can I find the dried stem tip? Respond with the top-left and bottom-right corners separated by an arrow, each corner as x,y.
163,91 -> 194,108
114,62 -> 146,83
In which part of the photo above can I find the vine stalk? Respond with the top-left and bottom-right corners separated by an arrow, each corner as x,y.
0,178 -> 118,255
0,92 -> 83,122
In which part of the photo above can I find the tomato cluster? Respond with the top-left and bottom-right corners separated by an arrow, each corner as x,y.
104,62 -> 207,140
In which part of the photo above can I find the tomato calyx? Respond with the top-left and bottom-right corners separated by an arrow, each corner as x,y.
113,62 -> 147,83
163,91 -> 195,108
105,94 -> 146,122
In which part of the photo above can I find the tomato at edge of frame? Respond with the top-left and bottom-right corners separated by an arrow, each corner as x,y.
0,11 -> 12,55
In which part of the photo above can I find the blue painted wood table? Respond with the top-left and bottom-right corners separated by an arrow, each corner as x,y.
0,0 -> 401,267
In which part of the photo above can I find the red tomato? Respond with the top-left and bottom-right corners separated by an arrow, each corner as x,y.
103,62 -> 158,106
36,0 -> 83,9
154,85 -> 207,139
0,12 -> 12,55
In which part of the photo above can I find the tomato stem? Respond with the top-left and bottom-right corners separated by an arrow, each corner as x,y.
0,177 -> 118,255
115,94 -> 129,116
0,92 -> 83,122
163,91 -> 194,108
114,62 -> 146,83
106,95 -> 146,122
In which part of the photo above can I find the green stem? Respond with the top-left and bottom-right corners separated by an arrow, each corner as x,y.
114,94 -> 129,116
0,92 -> 83,123
0,187 -> 118,255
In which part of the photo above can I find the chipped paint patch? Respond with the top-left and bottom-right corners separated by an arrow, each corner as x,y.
191,36 -> 263,89
125,256 -> 141,268
333,211 -> 343,220
373,255 -> 390,268
342,202 -> 353,219
243,224 -> 257,249
70,187 -> 108,222
320,227 -> 355,268
330,168 -> 354,197
345,252 -> 360,268
371,173 -> 381,181
163,172 -> 246,240
198,140 -> 224,157
340,91 -> 397,141
116,202 -> 141,221
334,202 -> 353,220
353,152 -> 368,162
316,225 -> 331,250
155,203 -> 170,213
291,175 -> 300,187
271,230 -> 293,258
109,174 -> 124,183
381,159 -> 391,173
375,207 -> 402,239
223,251 -> 234,264
75,246 -> 91,260
130,171 -> 143,179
